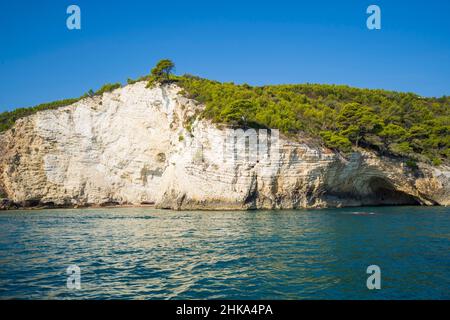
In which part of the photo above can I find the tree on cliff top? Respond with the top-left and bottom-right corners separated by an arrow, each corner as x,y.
150,59 -> 175,84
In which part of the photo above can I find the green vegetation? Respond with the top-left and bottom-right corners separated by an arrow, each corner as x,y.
0,82 -> 123,133
148,59 -> 175,87
405,159 -> 419,170
0,98 -> 81,132
94,83 -> 122,95
127,75 -> 151,85
1,59 -> 448,166
176,76 -> 449,164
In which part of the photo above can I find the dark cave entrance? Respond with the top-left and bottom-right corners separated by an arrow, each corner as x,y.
367,177 -> 421,206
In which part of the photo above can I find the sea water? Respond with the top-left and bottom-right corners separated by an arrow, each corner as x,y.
0,206 -> 449,299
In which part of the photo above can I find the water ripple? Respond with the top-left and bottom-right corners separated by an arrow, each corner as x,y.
0,206 -> 449,299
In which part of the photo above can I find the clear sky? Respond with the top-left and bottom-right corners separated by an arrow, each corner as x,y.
1,0 -> 449,112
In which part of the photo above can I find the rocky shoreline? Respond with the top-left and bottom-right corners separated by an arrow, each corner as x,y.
0,198 -> 156,211
0,198 -> 18,210
2,198 -> 448,212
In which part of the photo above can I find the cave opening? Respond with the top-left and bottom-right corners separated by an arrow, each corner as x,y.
367,177 -> 421,206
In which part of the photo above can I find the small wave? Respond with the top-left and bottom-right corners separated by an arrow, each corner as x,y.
349,211 -> 376,215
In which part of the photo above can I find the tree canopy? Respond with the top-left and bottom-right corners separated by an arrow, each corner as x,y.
177,76 -> 449,165
150,59 -> 175,84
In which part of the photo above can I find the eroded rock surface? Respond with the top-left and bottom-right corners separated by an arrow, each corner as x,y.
0,82 -> 448,209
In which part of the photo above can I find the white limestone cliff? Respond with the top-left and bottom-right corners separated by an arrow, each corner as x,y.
0,82 -> 449,209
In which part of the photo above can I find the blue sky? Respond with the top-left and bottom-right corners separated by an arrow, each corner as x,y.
0,0 -> 449,111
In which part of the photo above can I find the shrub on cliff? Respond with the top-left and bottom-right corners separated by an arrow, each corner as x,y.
320,132 -> 352,153
0,82 -> 122,133
0,98 -> 81,132
94,83 -> 122,95
147,59 -> 175,87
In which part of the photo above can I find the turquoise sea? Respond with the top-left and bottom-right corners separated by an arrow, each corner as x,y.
0,206 -> 449,299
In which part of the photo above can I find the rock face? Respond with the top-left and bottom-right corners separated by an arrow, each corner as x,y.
0,82 -> 449,210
